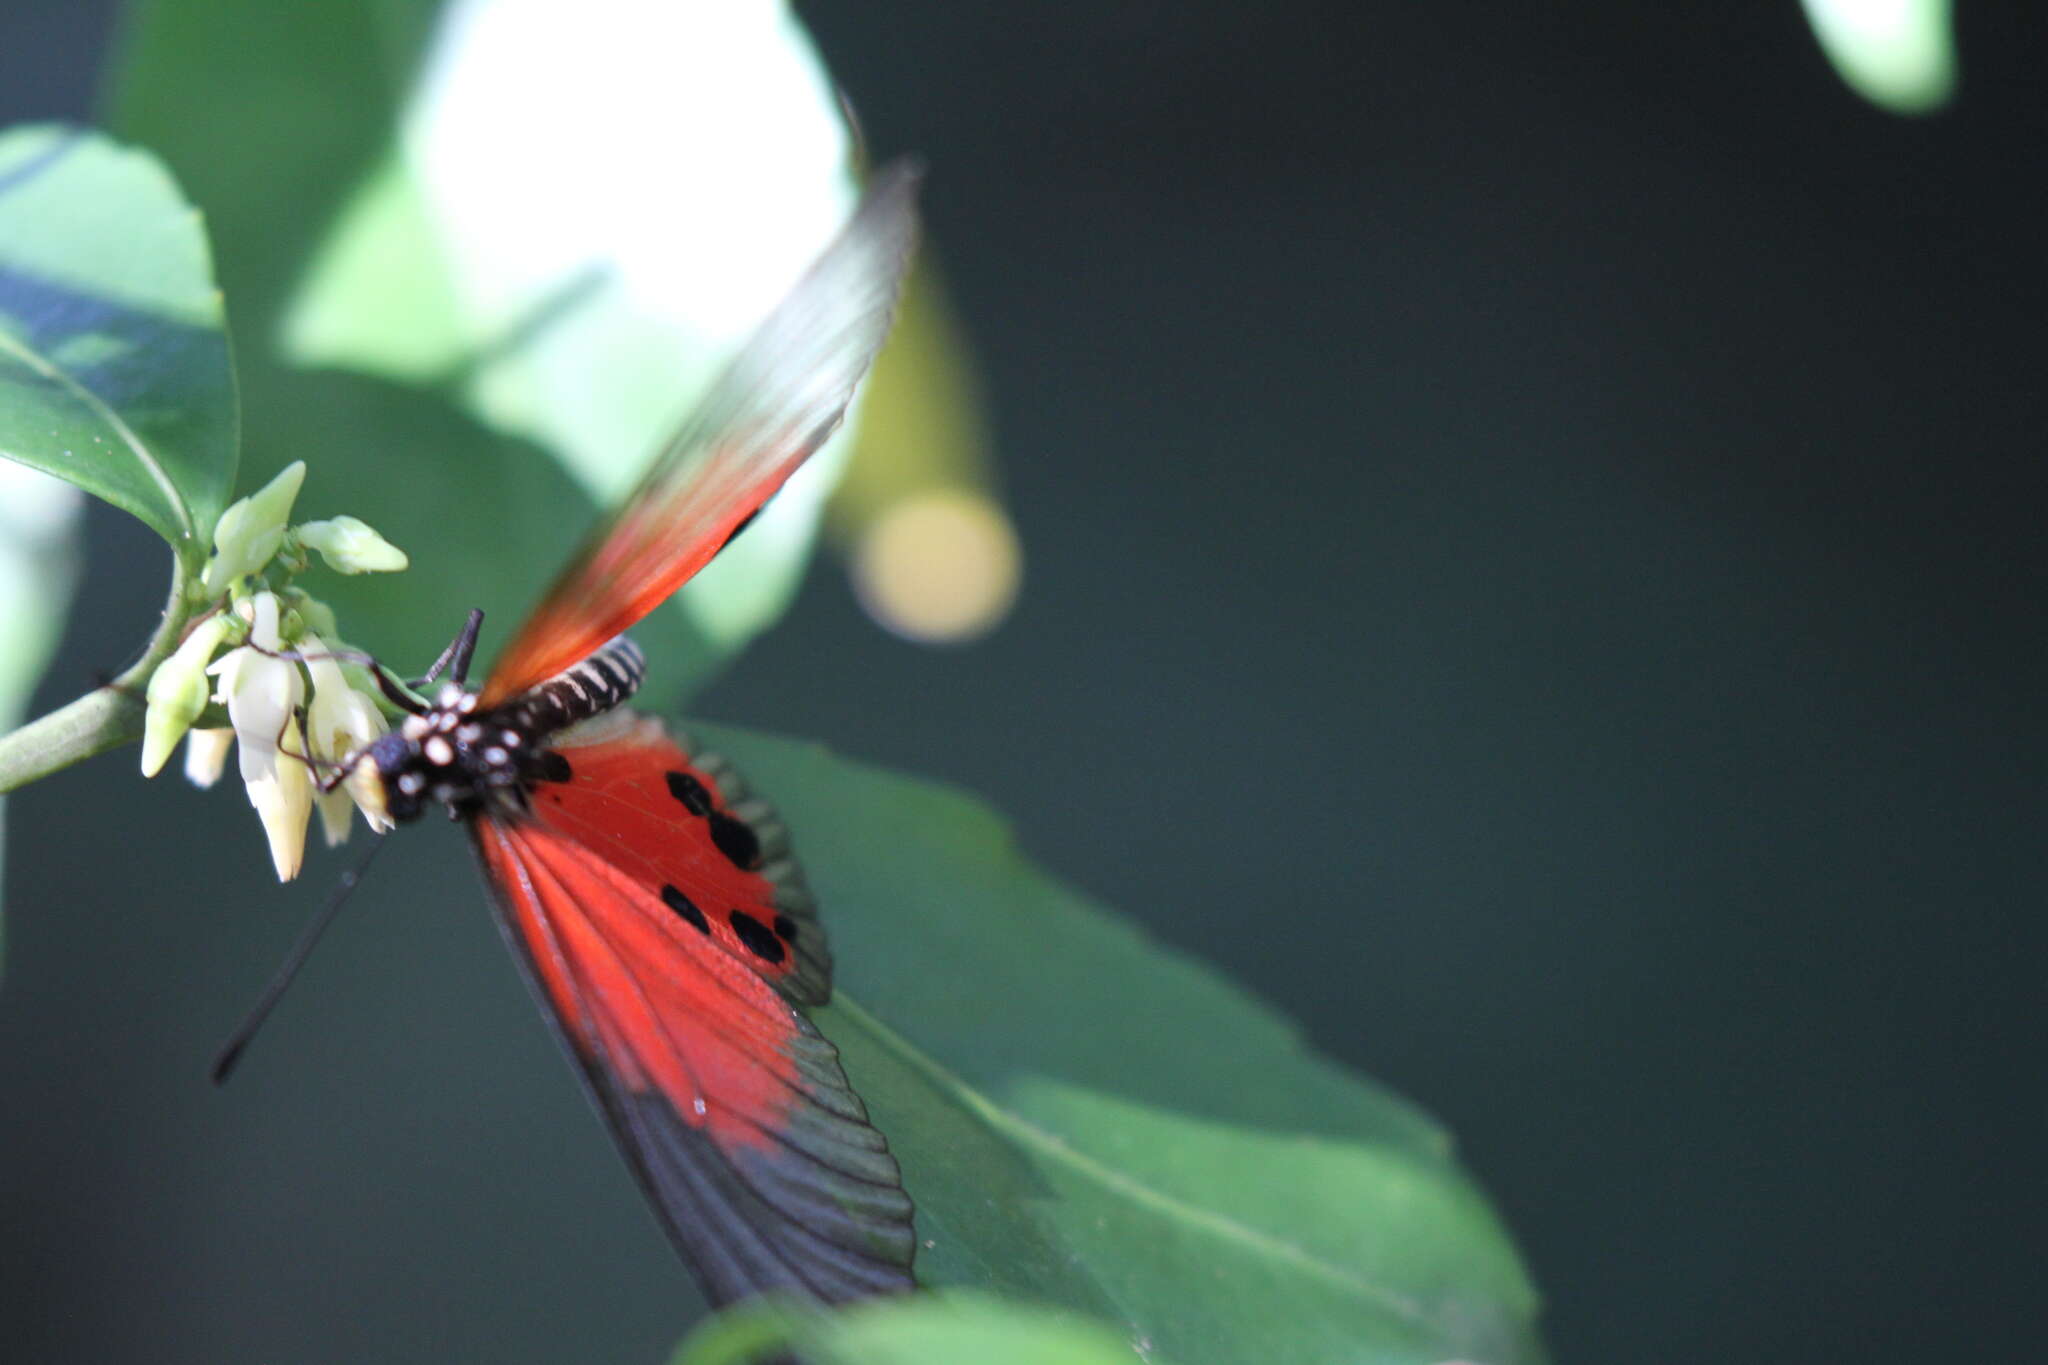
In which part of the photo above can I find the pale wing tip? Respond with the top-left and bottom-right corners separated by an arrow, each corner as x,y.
849,154 -> 925,268
865,155 -> 927,201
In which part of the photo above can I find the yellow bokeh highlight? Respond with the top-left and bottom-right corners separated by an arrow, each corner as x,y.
833,254 -> 1022,643
854,490 -> 1022,644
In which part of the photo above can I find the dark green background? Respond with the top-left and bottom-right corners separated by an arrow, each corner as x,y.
3,3 -> 2042,1363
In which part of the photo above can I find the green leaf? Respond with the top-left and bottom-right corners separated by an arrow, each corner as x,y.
0,124 -> 237,566
695,724 -> 1546,1365
677,1293 -> 1157,1365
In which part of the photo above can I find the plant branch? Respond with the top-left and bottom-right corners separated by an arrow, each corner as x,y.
0,564 -> 193,794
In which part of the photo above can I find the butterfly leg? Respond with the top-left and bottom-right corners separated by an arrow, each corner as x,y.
369,664 -> 431,717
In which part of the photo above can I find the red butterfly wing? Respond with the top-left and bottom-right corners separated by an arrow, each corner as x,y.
479,162 -> 922,706
472,715 -> 915,1303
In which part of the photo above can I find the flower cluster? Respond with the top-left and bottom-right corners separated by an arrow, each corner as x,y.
140,463 -> 409,881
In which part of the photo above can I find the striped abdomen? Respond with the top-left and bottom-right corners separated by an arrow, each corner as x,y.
502,636 -> 647,737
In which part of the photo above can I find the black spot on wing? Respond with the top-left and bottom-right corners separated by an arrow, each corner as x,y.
773,913 -> 797,940
661,884 -> 710,934
709,810 -> 763,871
534,750 -> 572,783
666,770 -> 711,815
729,909 -> 787,964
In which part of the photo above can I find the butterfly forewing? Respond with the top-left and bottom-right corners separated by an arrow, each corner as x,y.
479,161 -> 924,706
465,167 -> 923,1306
472,717 -> 915,1303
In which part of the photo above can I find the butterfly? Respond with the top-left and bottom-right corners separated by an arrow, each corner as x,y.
316,163 -> 923,1305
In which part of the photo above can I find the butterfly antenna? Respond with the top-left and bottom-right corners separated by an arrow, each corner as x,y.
211,834 -> 389,1084
450,608 -> 484,686
413,608 -> 485,689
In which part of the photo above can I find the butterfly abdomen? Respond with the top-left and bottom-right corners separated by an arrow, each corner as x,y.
505,636 -> 647,737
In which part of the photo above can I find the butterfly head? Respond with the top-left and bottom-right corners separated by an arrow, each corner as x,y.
351,686 -> 540,824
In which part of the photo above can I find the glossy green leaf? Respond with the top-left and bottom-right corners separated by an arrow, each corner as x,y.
694,723 -> 1546,1365
677,1293 -> 1156,1365
0,125 -> 236,567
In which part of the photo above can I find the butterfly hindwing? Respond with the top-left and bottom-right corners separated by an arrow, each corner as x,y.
479,162 -> 922,706
527,711 -> 830,1005
471,720 -> 914,1303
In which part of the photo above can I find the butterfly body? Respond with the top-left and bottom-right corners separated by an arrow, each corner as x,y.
354,633 -> 646,824
281,164 -> 927,1306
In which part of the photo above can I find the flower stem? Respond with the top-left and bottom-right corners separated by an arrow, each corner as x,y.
0,564 -> 193,794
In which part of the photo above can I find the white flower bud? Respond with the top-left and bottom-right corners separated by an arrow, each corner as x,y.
300,630 -> 393,843
314,783 -> 357,848
209,595 -> 303,744
246,714 -> 315,881
140,613 -> 242,778
182,726 -> 236,789
209,592 -> 313,880
300,631 -> 386,762
294,516 -> 409,574
343,759 -> 396,835
201,461 -> 306,597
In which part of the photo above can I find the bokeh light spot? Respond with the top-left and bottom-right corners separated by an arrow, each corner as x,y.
853,490 -> 1022,644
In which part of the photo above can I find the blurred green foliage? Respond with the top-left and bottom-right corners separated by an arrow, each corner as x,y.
0,0 -> 1550,1359
675,1292 -> 1164,1365
109,0 -> 716,692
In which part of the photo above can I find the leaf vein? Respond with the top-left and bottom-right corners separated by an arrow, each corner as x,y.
0,324 -> 195,542
834,997 -> 1442,1336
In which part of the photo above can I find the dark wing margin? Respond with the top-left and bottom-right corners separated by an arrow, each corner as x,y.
480,161 -> 923,704
471,819 -> 917,1304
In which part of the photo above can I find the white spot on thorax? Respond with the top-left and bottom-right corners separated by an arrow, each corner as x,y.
424,736 -> 455,765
